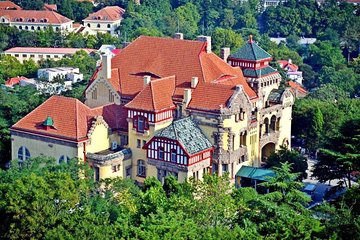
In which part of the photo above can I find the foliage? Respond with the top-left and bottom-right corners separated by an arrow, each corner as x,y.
2,157 -> 351,239
211,27 -> 244,54
265,146 -> 308,179
313,118 -> 360,187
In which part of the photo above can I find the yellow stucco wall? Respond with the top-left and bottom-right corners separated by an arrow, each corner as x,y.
11,133 -> 79,163
85,78 -> 121,108
128,119 -> 173,183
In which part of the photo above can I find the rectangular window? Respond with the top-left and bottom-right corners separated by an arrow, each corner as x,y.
109,90 -> 114,102
212,163 -> 218,175
92,88 -> 97,99
54,55 -> 59,58
22,54 -> 27,57
222,164 -> 228,173
126,166 -> 132,178
30,54 -> 35,58
112,164 -> 120,173
142,140 -> 146,147
171,150 -> 177,163
39,55 -> 43,59
137,139 -> 141,148
46,55 -> 51,58
137,160 -> 146,177
14,54 -> 19,57
158,147 -> 164,160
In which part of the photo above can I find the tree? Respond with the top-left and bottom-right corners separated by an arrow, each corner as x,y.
313,118 -> 360,187
265,146 -> 308,180
211,27 -> 244,54
175,3 -> 201,39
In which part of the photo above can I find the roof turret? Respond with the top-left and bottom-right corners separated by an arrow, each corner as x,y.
230,35 -> 271,61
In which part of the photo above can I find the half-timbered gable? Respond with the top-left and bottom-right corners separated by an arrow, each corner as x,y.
144,117 -> 213,182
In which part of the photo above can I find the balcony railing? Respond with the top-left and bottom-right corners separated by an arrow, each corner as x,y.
87,148 -> 132,165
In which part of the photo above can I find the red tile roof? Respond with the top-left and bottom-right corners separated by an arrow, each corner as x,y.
93,36 -> 257,111
11,96 -> 128,141
84,6 -> 125,21
278,60 -> 299,72
0,1 -> 21,10
125,76 -> 176,112
4,47 -> 96,54
288,80 -> 307,95
0,9 -> 72,24
5,76 -> 28,87
188,82 -> 236,112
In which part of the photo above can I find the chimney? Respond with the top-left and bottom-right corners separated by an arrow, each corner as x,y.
173,32 -> 184,40
144,75 -> 151,86
191,77 -> 198,88
288,59 -> 292,64
123,41 -> 131,48
183,89 -> 192,105
197,35 -> 212,53
221,47 -> 230,62
102,54 -> 111,79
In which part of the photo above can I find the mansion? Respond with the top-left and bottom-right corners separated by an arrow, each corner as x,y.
10,35 -> 294,183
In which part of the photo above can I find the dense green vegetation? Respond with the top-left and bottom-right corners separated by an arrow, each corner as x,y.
0,158 -> 359,239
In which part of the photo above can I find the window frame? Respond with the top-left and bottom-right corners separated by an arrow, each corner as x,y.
137,160 -> 146,177
133,115 -> 149,133
158,147 -> 164,160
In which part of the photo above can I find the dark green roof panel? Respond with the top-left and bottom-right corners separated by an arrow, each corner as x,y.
236,166 -> 275,181
155,117 -> 212,155
230,41 -> 271,61
242,66 -> 277,78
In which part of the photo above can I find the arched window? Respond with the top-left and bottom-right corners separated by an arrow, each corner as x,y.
37,26 -> 40,30
137,160 -> 146,177
87,23 -> 90,27
97,23 -> 100,28
158,147 -> 164,160
107,24 -> 111,28
18,146 -> 30,161
59,155 -> 70,164
133,115 -> 149,133
25,26 -> 28,30
171,149 -> 177,163
19,26 -> 22,30
55,27 -> 59,31
31,26 -> 34,30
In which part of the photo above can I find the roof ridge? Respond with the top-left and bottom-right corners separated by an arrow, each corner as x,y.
149,81 -> 156,111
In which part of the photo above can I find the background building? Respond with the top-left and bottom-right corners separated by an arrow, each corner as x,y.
82,6 -> 125,36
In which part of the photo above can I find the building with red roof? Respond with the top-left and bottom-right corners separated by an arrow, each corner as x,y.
278,59 -> 303,85
4,76 -> 28,88
11,35 -> 294,183
0,9 -> 73,32
288,80 -> 307,98
4,47 -> 96,63
83,6 -> 125,36
0,1 -> 21,10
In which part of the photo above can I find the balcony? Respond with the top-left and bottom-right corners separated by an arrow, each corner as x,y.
86,148 -> 132,166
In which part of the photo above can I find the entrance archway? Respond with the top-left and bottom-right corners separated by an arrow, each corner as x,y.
261,142 -> 275,162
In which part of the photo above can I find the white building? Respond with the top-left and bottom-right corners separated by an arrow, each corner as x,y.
0,9 -> 73,32
263,0 -> 287,8
82,6 -> 125,35
278,59 -> 303,85
37,67 -> 83,83
3,47 -> 96,63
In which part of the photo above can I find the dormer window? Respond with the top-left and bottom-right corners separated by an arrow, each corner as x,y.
133,115 -> 149,133
42,116 -> 55,130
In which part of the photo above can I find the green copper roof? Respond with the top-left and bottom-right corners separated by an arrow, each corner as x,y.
242,66 -> 277,78
268,89 -> 284,103
230,41 -> 271,61
155,117 -> 212,155
43,116 -> 54,126
236,166 -> 275,181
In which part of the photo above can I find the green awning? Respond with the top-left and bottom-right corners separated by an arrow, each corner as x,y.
236,166 -> 275,181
